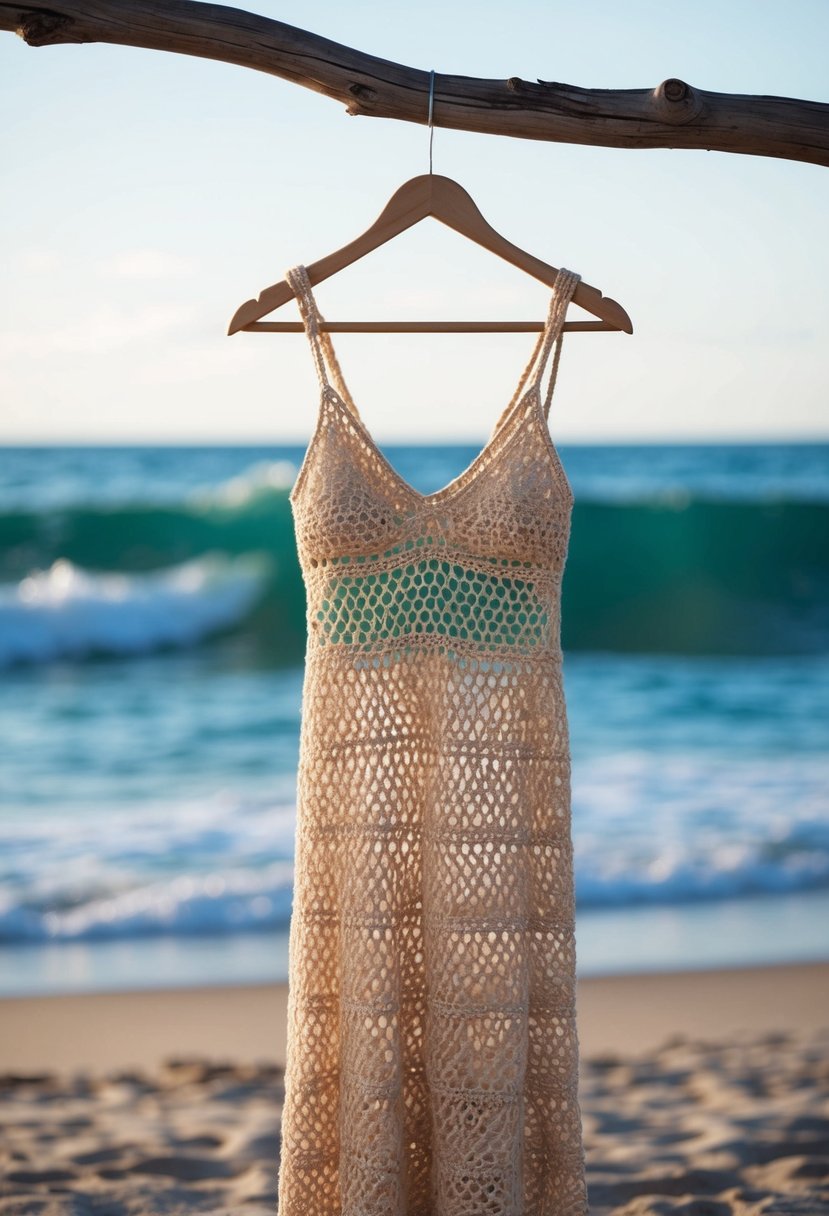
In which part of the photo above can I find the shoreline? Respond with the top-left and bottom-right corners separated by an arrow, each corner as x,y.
5,888 -> 829,1004
2,958 -> 827,1073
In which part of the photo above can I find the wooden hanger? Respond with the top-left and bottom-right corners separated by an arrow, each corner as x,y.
227,173 -> 633,336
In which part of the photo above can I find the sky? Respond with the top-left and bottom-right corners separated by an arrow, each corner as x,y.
1,0 -> 828,444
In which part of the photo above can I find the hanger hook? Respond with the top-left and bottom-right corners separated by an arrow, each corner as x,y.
427,69 -> 436,174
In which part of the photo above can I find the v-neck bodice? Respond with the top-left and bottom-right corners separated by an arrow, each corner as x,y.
285,263 -> 580,517
283,258 -> 583,660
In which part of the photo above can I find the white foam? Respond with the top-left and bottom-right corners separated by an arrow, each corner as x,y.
0,553 -> 270,666
0,792 -> 299,942
573,749 -> 829,905
187,460 -> 297,509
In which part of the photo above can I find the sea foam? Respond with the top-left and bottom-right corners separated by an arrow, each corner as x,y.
0,553 -> 270,666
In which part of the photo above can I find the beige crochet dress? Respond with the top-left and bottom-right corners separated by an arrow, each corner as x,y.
278,263 -> 588,1216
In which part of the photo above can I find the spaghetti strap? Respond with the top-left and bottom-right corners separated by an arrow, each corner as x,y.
286,261 -> 579,444
493,266 -> 582,434
537,267 -> 581,421
285,265 -> 361,419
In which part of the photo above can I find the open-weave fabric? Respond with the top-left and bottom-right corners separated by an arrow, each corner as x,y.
278,262 -> 588,1216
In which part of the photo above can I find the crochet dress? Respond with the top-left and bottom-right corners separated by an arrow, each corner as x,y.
278,262 -> 588,1216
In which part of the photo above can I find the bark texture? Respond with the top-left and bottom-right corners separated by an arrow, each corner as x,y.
1,0 -> 827,166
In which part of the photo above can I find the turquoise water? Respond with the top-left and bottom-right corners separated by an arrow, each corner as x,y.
0,443 -> 827,996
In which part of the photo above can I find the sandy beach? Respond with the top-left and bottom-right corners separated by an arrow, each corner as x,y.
1,960 -> 827,1214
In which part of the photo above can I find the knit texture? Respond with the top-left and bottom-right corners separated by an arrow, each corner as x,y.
278,263 -> 588,1216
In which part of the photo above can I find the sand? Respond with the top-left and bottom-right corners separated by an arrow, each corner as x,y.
1,961 -> 827,1215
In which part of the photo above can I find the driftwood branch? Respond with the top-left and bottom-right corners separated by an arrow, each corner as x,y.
1,0 -> 828,166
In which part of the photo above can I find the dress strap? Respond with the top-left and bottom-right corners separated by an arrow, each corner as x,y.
284,265 -> 360,418
501,267 -> 582,426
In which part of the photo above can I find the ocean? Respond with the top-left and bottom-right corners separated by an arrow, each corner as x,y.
1,442 -> 827,997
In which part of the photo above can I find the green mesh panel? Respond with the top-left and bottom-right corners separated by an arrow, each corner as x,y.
314,555 -> 549,652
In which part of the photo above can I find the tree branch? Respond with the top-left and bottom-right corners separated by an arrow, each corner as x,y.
1,0 -> 827,166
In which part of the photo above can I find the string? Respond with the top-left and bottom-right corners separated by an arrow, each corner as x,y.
427,70 -> 435,173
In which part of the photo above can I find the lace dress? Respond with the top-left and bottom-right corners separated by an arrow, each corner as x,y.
277,262 -> 588,1216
